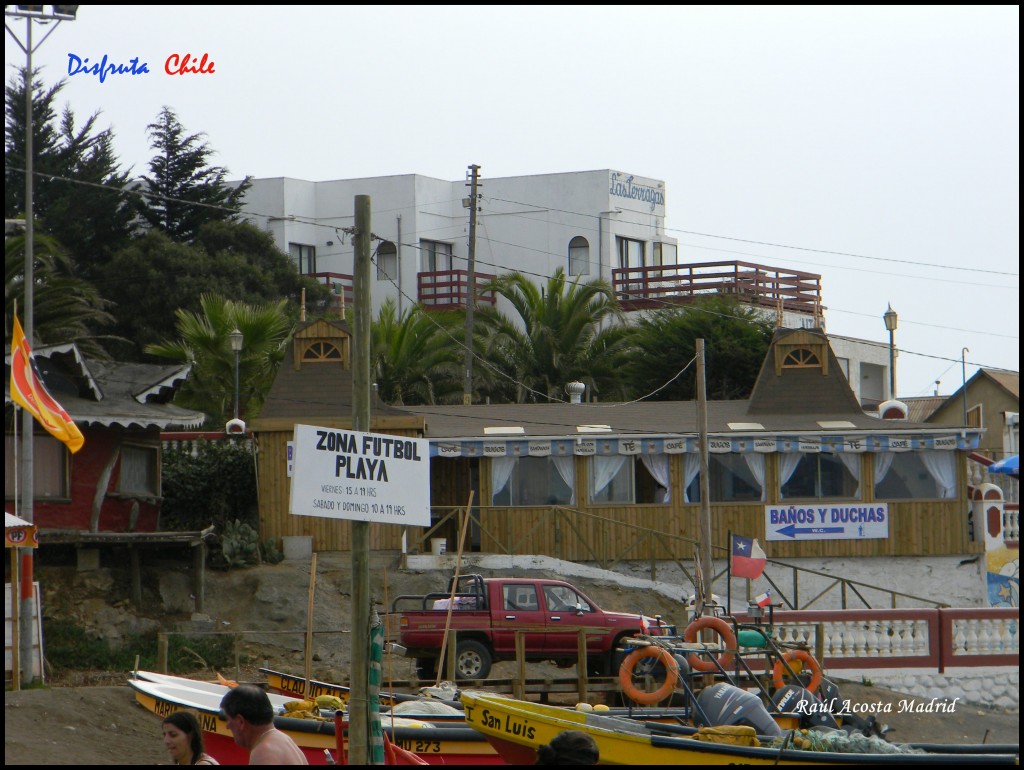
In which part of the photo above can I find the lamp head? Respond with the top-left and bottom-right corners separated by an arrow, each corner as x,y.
883,304 -> 897,332
229,328 -> 243,352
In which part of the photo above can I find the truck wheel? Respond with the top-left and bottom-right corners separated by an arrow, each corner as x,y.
452,640 -> 492,680
414,658 -> 436,681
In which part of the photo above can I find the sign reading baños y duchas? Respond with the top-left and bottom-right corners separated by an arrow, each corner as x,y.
289,424 -> 431,527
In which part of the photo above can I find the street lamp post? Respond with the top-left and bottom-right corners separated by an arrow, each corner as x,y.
5,3 -> 78,689
229,328 -> 243,422
883,304 -> 898,400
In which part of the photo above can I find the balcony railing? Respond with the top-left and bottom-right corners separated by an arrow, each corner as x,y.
418,269 -> 497,310
308,271 -> 353,311
612,260 -> 822,315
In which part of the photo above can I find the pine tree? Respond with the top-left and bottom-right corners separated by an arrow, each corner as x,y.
4,68 -> 133,275
136,107 -> 252,241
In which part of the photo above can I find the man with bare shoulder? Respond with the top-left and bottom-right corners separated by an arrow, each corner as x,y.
220,685 -> 308,765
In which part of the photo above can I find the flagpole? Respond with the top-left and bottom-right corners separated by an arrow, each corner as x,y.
726,529 -> 732,614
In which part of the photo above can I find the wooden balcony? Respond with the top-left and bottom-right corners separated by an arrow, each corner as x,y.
308,271 -> 354,311
612,260 -> 822,315
418,269 -> 497,311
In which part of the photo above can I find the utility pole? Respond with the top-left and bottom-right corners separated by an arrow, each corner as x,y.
349,195 -> 372,764
696,339 -> 714,611
463,164 -> 481,405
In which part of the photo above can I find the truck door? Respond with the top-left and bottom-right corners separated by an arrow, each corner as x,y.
541,584 -> 602,655
491,583 -> 547,654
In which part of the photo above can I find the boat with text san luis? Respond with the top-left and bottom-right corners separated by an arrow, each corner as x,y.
128,671 -> 500,765
460,689 -> 1020,765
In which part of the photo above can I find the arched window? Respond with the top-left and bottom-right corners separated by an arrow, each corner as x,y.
782,348 -> 820,368
377,241 -> 397,281
302,341 -> 342,362
568,236 -> 590,276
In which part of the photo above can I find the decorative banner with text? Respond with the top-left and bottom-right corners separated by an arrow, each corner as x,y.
765,503 -> 889,541
289,424 -> 431,526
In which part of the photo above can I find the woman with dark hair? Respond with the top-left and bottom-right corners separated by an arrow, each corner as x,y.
163,711 -> 219,765
535,729 -> 599,765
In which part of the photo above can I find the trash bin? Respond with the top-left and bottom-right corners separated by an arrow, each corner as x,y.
430,538 -> 447,556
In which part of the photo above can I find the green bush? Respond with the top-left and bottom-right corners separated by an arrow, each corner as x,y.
42,618 -> 243,674
161,438 -> 257,532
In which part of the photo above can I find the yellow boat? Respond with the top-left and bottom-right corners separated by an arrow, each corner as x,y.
460,690 -> 1020,766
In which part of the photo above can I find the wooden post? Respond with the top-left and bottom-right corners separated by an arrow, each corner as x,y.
130,547 -> 142,607
434,492 -> 474,686
696,339 -> 714,610
514,630 -> 526,700
446,630 -> 457,682
305,552 -> 318,698
157,633 -> 168,673
815,622 -> 825,664
576,629 -> 588,703
193,540 -> 206,613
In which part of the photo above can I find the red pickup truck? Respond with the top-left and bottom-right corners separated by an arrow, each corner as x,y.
389,574 -> 674,680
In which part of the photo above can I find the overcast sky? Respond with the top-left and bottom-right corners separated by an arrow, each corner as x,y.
6,5 -> 1019,400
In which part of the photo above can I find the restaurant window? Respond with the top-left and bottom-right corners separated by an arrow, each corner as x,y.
491,456 -> 574,506
874,451 -> 956,500
682,454 -> 765,503
589,455 -> 669,504
779,452 -> 859,501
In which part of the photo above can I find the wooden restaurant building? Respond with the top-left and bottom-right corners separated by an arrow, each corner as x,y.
252,322 -> 983,562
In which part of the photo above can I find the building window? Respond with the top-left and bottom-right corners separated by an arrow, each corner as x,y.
589,456 -> 668,504
652,242 -> 677,266
420,240 -> 452,272
780,452 -> 858,501
491,456 -> 573,506
782,348 -> 821,368
377,241 -> 398,281
683,454 -> 765,503
967,405 -> 982,429
288,243 -> 316,274
4,433 -> 68,499
302,341 -> 342,362
119,445 -> 159,496
616,237 -> 645,269
875,451 -> 956,499
568,236 -> 590,276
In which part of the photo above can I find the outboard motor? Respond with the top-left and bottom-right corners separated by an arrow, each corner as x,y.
812,677 -> 886,738
772,684 -> 840,729
695,683 -> 783,737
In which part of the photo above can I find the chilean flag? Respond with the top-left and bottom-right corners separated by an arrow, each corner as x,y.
731,534 -> 767,580
755,590 -> 772,608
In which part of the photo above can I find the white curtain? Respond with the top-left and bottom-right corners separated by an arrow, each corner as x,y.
873,453 -> 895,489
778,453 -> 803,492
551,455 -> 576,505
838,453 -> 861,498
490,457 -> 517,503
591,455 -> 627,498
742,454 -> 767,501
682,454 -> 701,502
920,450 -> 957,499
640,454 -> 671,503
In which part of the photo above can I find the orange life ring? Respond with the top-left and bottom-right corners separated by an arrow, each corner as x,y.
772,649 -> 822,693
618,645 -> 679,705
682,616 -> 737,672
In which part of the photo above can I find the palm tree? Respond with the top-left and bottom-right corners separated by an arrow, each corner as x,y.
145,294 -> 292,425
475,268 -> 632,403
371,298 -> 462,405
5,233 -> 116,359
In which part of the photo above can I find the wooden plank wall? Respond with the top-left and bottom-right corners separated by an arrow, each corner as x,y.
258,433 -> 979,558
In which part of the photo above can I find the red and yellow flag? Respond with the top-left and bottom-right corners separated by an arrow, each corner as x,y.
9,315 -> 85,453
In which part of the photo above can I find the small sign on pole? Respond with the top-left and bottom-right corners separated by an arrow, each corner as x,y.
289,424 -> 431,527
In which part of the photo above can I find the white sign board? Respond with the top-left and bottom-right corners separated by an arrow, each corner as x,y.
764,503 -> 889,541
289,424 -> 431,526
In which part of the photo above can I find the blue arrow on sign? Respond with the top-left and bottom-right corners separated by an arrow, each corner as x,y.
777,524 -> 845,539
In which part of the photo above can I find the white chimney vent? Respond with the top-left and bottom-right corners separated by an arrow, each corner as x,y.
566,381 -> 585,404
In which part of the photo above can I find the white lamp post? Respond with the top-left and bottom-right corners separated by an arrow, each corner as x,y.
229,328 -> 243,421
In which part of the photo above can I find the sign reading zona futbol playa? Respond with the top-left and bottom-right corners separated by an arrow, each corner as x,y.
764,503 -> 889,541
289,424 -> 431,526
